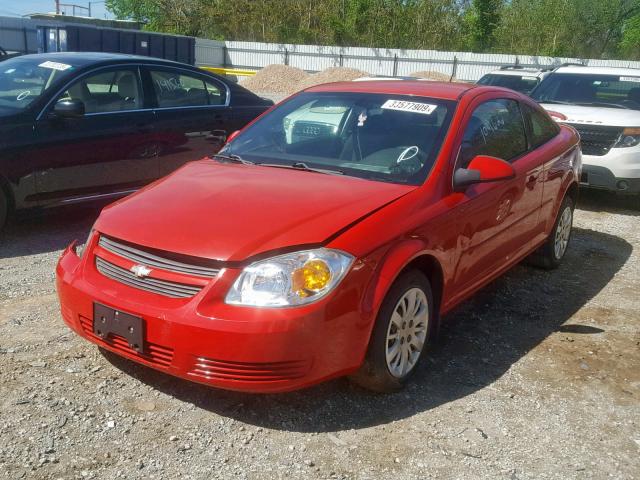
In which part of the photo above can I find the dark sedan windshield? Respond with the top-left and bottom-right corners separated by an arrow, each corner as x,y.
222,92 -> 455,185
532,73 -> 640,110
477,73 -> 540,94
0,56 -> 77,114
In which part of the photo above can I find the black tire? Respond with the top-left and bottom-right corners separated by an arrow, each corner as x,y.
528,195 -> 574,270
0,190 -> 7,232
349,270 -> 434,393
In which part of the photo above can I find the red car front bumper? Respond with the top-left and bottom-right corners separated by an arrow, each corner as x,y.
56,243 -> 373,393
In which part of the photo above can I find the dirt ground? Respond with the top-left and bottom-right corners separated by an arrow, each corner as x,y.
0,189 -> 639,480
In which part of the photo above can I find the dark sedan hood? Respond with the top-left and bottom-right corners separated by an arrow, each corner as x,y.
96,160 -> 415,262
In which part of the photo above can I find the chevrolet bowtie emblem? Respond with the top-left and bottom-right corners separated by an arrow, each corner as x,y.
130,264 -> 152,278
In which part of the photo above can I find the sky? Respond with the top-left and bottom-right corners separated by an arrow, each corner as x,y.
0,0 -> 114,19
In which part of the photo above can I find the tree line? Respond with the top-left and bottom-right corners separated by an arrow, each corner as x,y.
105,0 -> 640,60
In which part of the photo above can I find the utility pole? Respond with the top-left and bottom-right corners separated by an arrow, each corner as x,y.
55,0 -> 60,14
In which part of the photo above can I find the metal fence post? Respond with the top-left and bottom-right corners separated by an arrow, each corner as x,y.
393,54 -> 398,77
450,56 -> 458,82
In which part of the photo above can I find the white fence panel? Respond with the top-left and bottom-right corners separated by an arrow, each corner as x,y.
194,38 -> 225,66
195,38 -> 640,81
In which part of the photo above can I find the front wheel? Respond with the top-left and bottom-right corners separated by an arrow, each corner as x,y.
529,195 -> 574,269
350,270 -> 434,393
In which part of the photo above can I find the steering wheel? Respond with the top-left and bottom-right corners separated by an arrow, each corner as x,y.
16,90 -> 31,101
390,145 -> 425,175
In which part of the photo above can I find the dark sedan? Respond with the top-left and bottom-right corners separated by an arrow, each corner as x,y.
0,52 -> 273,229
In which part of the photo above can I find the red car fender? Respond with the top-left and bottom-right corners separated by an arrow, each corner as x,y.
361,238 -> 444,326
545,149 -> 580,235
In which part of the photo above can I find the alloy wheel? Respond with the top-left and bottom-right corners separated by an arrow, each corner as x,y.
554,205 -> 572,260
385,287 -> 429,378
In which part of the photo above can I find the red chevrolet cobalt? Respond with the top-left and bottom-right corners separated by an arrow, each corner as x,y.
56,81 -> 581,393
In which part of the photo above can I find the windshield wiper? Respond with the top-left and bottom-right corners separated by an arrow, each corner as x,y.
257,162 -> 344,176
211,153 -> 254,165
574,101 -> 630,110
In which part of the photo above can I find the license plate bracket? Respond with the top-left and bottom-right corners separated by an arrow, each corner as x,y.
93,303 -> 145,353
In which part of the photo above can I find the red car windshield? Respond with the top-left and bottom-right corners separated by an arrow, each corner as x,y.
223,92 -> 455,185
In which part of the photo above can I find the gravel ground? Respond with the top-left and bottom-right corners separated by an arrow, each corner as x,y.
0,190 -> 639,480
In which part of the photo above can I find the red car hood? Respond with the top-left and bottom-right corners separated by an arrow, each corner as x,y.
96,160 -> 415,262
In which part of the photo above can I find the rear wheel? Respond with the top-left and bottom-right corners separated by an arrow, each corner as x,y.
350,270 -> 433,393
529,195 -> 574,269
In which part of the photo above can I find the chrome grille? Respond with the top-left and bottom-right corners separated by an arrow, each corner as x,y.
567,123 -> 622,156
98,235 -> 219,278
95,257 -> 203,299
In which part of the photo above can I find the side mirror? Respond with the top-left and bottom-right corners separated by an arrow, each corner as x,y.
53,99 -> 85,118
453,155 -> 516,190
226,130 -> 241,144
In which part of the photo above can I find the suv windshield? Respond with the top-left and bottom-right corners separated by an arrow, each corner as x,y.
477,73 -> 540,94
0,56 -> 77,115
532,72 -> 640,110
223,92 -> 455,185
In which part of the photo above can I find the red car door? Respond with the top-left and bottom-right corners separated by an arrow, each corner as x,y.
445,96 -> 544,304
520,101 -> 577,236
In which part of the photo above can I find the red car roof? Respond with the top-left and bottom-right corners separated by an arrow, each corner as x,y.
305,80 -> 476,100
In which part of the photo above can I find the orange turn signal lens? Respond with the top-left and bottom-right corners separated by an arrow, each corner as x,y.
292,259 -> 332,296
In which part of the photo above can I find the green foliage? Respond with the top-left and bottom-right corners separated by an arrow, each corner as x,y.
105,0 -> 640,60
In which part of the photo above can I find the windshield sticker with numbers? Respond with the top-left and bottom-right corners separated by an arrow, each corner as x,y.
38,61 -> 72,71
381,99 -> 437,115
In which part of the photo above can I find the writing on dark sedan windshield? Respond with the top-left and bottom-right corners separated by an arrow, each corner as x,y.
0,57 -> 75,113
224,92 -> 454,185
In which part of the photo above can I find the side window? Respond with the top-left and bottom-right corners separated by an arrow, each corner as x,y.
524,103 -> 559,148
205,79 -> 226,106
56,68 -> 142,114
150,70 -> 227,108
459,99 -> 528,168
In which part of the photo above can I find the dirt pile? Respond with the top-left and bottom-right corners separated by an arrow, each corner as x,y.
296,67 -> 369,90
242,65 -> 369,94
241,64 -> 309,94
409,70 -> 453,81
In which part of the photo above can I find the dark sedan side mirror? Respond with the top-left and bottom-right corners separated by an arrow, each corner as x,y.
453,155 -> 516,191
53,99 -> 85,118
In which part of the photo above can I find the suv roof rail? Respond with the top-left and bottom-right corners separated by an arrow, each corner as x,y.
555,62 -> 587,68
499,64 -> 553,73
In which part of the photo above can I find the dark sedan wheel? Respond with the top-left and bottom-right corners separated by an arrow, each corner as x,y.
350,270 -> 433,393
0,191 -> 8,230
529,195 -> 574,270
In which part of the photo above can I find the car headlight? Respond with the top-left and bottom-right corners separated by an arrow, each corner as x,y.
613,128 -> 640,148
225,248 -> 354,307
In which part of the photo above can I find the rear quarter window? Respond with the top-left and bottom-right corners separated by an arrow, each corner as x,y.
523,104 -> 559,148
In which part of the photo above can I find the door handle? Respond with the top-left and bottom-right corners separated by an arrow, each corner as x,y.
526,175 -> 538,189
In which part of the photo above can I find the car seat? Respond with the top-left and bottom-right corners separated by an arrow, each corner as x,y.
116,74 -> 139,110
